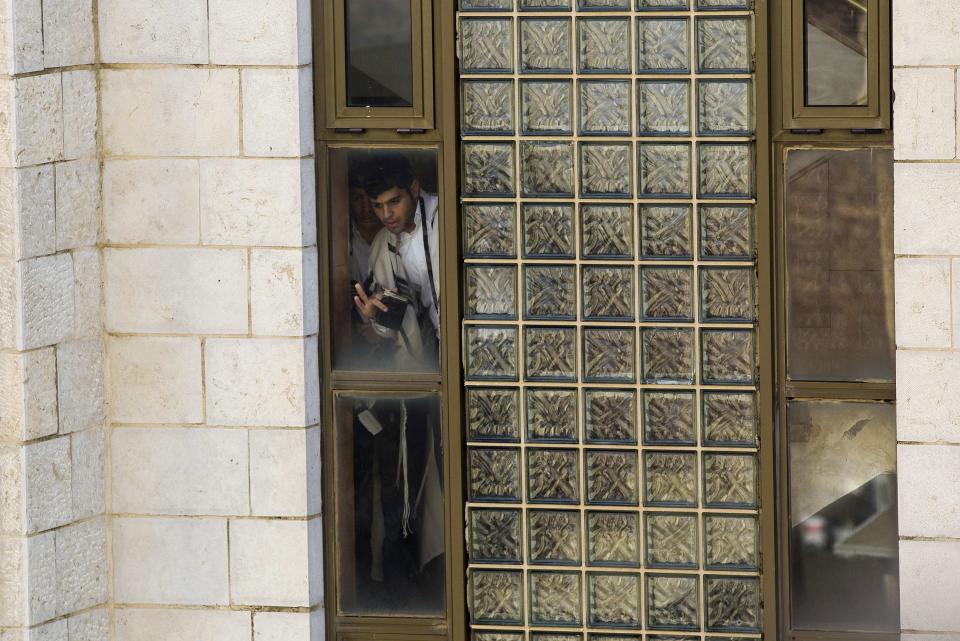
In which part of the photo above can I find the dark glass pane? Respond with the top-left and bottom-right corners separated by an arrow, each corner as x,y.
328,148 -> 441,372
804,0 -> 867,106
784,148 -> 894,382
346,0 -> 414,107
788,400 -> 898,632
335,392 -> 446,616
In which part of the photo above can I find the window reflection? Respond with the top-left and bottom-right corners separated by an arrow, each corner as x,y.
346,0 -> 414,107
804,0 -> 868,106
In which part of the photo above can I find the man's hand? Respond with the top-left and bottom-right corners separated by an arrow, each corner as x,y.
354,283 -> 389,319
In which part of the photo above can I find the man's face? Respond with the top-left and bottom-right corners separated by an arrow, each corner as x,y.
369,180 -> 420,234
349,187 -> 380,234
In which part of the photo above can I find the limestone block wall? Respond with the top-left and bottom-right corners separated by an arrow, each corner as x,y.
893,0 -> 960,635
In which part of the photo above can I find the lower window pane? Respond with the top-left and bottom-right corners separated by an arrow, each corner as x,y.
788,400 -> 898,632
335,392 -> 446,617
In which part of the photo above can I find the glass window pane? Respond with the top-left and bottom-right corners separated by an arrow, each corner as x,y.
788,400 -> 898,632
329,148 -> 441,373
346,0 -> 414,107
804,0 -> 868,106
335,392 -> 446,616
784,147 -> 894,382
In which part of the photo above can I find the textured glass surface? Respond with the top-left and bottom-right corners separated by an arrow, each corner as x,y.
698,80 -> 752,135
637,18 -> 690,72
700,205 -> 753,260
587,450 -> 639,505
460,18 -> 514,73
470,508 -> 523,563
523,204 -> 576,258
638,0 -> 688,8
643,391 -> 696,445
579,80 -> 632,135
785,148 -> 894,382
580,143 -> 633,197
701,329 -> 755,385
788,401 -> 898,632
705,515 -> 759,569
588,511 -> 641,566
642,328 -> 695,384
522,142 -> 575,197
640,205 -> 693,259
464,142 -> 516,196
466,325 -> 518,380
639,144 -> 691,197
700,267 -> 755,322
703,453 -> 758,508
585,389 -> 637,443
527,388 -> 579,442
521,18 -> 573,73
463,80 -> 515,135
467,388 -> 520,442
469,447 -> 522,502
579,18 -> 630,73
461,0 -> 513,9
529,510 -> 582,564
641,267 -> 693,322
583,266 -> 635,321
346,0 -> 413,107
474,632 -> 525,641
521,0 -> 572,7
705,576 -> 761,632
646,574 -> 699,630
522,80 -> 573,135
804,0 -> 867,106
584,327 -> 636,382
638,81 -> 690,135
528,448 -> 581,503
646,513 -> 698,568
588,573 -> 642,627
698,0 -> 750,7
530,571 -> 583,625
699,143 -> 752,198
581,0 -> 629,8
526,326 -> 577,381
582,205 -> 634,259
644,451 -> 697,507
466,265 -> 517,320
702,392 -> 757,447
471,570 -> 524,624
525,265 -> 577,321
697,17 -> 751,73
464,203 -> 517,258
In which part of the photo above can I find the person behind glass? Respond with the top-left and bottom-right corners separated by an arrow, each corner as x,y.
353,154 -> 440,369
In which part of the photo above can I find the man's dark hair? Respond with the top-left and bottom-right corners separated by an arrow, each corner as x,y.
358,153 -> 416,198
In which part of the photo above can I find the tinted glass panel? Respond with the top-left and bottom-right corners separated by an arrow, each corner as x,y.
335,392 -> 446,616
804,0 -> 868,106
346,0 -> 415,107
784,147 -> 894,382
788,400 -> 898,631
329,148 -> 441,372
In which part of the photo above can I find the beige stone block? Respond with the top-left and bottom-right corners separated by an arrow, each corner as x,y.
27,619 -> 66,641
26,529 -> 55,624
254,612 -> 311,641
199,159 -> 316,247
205,337 -> 319,427
209,0 -> 311,65
42,0 -> 95,68
98,0 -> 208,64
9,74 -> 63,167
895,257 -> 951,348
0,348 -> 57,442
107,336 -> 203,424
899,444 -> 960,538
250,427 -> 320,517
55,517 -> 107,615
23,436 -> 70,533
15,253 -> 75,350
103,160 -> 200,245
55,160 -> 99,251
70,427 -> 104,519
898,350 -> 960,443
0,260 -> 14,349
71,248 -> 100,339
242,68 -> 314,158
104,248 -> 247,334
113,517 -> 229,606
61,71 -> 96,161
115,609 -> 250,641
0,535 -> 25,626
901,540 -> 960,630
112,427 -> 249,516
0,0 -> 43,75
251,248 -> 318,337
57,339 -> 105,434
230,519 -> 310,606
894,0 -> 960,66
0,165 -> 56,260
66,608 -> 108,641
0,445 -> 23,534
891,163 -> 956,255
102,69 -> 239,157
893,67 -> 956,161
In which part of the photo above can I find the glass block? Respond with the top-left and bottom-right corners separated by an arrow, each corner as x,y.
698,80 -> 752,136
522,141 -> 575,197
589,635 -> 641,641
466,265 -> 518,319
587,450 -> 639,505
474,632 -> 525,641
584,327 -> 636,383
587,511 -> 641,567
697,0 -> 750,7
532,635 -> 581,641
646,574 -> 699,630
638,0 -> 688,7
521,0 -> 571,7
643,390 -> 696,445
583,266 -> 635,321
460,18 -> 515,73
527,448 -> 580,503
702,391 -> 757,447
701,329 -> 755,385
640,205 -> 693,260
469,447 -> 522,502
644,451 -> 697,507
698,143 -> 752,198
527,388 -> 579,442
464,203 -> 517,258
638,144 -> 691,198
524,265 -> 576,320
470,508 -> 523,563
528,509 -> 582,564
697,17 -> 751,73
463,80 -> 515,135
461,0 -> 512,9
589,573 -> 642,628
700,267 -> 755,323
580,143 -> 633,198
703,453 -> 757,508
582,204 -> 634,260
522,80 -> 573,135
466,325 -> 518,380
526,326 -> 577,381
579,80 -> 632,136
640,267 -> 693,322
523,204 -> 575,258
463,142 -> 516,197
705,576 -> 761,632
704,515 -> 759,570
699,205 -> 753,260
580,0 -> 630,8
642,328 -> 695,384
467,387 -> 520,442
471,569 -> 524,624
520,18 -> 573,73
637,18 -> 690,73
579,18 -> 630,73
584,389 -> 637,444
645,513 -> 698,568
637,81 -> 690,136
529,571 -> 583,626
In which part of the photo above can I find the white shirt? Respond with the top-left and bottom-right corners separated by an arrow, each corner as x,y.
395,205 -> 439,332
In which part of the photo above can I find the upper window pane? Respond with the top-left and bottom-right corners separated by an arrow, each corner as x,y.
346,0 -> 415,107
784,147 -> 894,382
803,0 -> 868,106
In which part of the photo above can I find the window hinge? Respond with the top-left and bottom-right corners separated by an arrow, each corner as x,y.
396,128 -> 427,134
334,128 -> 365,134
790,128 -> 823,135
